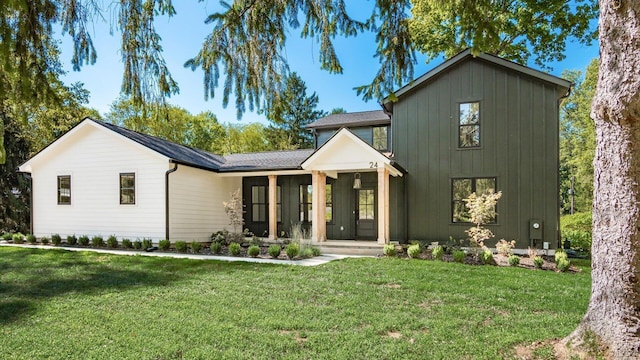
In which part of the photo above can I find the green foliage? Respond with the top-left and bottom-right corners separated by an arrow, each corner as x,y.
555,249 -> 568,263
533,256 -> 544,269
51,234 -> 62,246
481,249 -> 494,265
431,245 -> 444,261
78,235 -> 90,246
91,236 -> 104,247
26,234 -> 36,244
301,247 -> 314,258
311,247 -> 321,257
122,239 -> 133,249
508,255 -> 521,267
453,250 -> 466,263
557,257 -> 571,272
407,244 -> 421,259
158,239 -> 171,251
228,242 -> 242,256
133,240 -> 143,250
211,230 -> 228,245
383,244 -> 396,257
285,242 -> 300,260
142,238 -> 153,250
190,242 -> 202,254
175,241 -> 187,253
66,235 -> 77,246
107,235 -> 119,248
12,233 -> 24,244
560,212 -> 592,252
247,245 -> 260,258
211,242 -> 223,255
268,244 -> 282,258
2,233 -> 13,241
0,114 -> 31,233
40,237 -> 49,245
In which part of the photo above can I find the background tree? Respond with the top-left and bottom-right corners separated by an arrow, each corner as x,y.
264,73 -> 326,150
221,123 -> 270,155
560,1 -> 640,357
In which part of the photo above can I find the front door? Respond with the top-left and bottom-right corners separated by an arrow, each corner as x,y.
356,188 -> 376,239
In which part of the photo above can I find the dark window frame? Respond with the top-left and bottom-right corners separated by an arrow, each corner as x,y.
372,125 -> 389,151
119,173 -> 136,205
451,177 -> 497,223
299,184 -> 313,224
57,175 -> 71,205
458,102 -> 481,148
325,183 -> 333,224
251,185 -> 267,223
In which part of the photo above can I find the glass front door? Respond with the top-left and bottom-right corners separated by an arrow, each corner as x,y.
356,189 -> 376,239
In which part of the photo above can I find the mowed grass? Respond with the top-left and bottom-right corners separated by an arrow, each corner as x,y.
0,247 -> 590,359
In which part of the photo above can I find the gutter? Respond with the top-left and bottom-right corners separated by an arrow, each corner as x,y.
165,162 -> 178,241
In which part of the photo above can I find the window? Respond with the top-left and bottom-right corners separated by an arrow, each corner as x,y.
358,189 -> 375,220
251,185 -> 267,222
299,185 -> 313,223
119,173 -> 136,205
373,126 -> 389,151
452,177 -> 496,223
326,184 -> 333,223
458,102 -> 480,148
57,175 -> 71,205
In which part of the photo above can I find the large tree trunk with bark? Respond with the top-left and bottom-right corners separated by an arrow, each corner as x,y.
560,0 -> 640,358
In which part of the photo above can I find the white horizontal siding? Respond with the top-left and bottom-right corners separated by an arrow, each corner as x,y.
30,124 -> 168,241
169,165 -> 241,242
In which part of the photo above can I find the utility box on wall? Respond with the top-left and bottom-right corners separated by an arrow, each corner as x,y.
529,219 -> 543,241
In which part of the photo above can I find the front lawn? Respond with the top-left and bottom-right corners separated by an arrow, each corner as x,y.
0,247 -> 590,359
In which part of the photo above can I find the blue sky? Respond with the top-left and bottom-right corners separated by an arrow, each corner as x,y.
58,2 -> 599,125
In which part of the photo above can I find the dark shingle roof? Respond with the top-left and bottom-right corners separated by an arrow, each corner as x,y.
95,120 -> 226,171
222,149 -> 313,172
306,110 -> 390,130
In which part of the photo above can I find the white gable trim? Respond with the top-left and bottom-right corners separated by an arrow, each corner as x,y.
301,128 -> 403,177
19,118 -> 170,173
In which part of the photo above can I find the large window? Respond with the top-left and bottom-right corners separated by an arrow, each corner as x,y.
299,184 -> 333,223
452,177 -> 496,223
252,185 -> 267,222
325,184 -> 333,223
120,173 -> 136,205
373,126 -> 389,151
57,175 -> 71,205
458,102 -> 480,148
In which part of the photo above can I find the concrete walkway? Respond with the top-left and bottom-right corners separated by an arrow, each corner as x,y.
0,243 -> 368,266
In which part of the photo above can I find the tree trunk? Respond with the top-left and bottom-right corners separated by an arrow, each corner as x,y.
561,0 -> 640,358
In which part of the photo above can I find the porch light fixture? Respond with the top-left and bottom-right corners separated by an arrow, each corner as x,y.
353,173 -> 362,189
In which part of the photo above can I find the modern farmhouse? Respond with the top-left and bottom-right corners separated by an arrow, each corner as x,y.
19,50 -> 570,250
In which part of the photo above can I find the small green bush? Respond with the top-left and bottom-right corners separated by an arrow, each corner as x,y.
211,242 -> 222,254
190,242 -> 202,253
481,249 -> 494,264
175,241 -> 187,253
41,236 -> 49,245
285,242 -> 299,259
555,249 -> 568,263
431,245 -> 444,261
142,238 -> 153,250
228,242 -> 242,256
268,244 -> 281,258
247,245 -> 260,258
533,256 -> 544,269
51,234 -> 62,245
407,244 -> 421,259
311,246 -> 321,257
301,247 -> 314,258
107,235 -> 119,248
383,244 -> 396,257
560,212 -> 592,252
91,236 -> 104,247
453,250 -> 466,263
78,235 -> 90,246
122,239 -> 133,249
66,235 -> 77,246
158,239 -> 171,251
557,257 -> 571,272
508,254 -> 521,267
26,234 -> 37,244
2,233 -> 13,241
133,239 -> 143,249
211,230 -> 228,245
12,233 -> 24,244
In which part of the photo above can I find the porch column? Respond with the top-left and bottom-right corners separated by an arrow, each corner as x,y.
311,171 -> 327,243
268,174 -> 277,240
377,167 -> 390,244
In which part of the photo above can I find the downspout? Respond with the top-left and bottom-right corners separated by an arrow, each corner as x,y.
165,162 -> 178,241
24,173 -> 33,235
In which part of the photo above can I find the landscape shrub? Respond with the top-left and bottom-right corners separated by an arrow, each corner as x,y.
533,256 -> 544,269
250,236 -> 262,246
122,239 -> 133,249
133,239 -> 143,249
67,235 -> 77,246
496,239 -> 515,256
26,234 -> 37,244
142,238 -> 153,250
91,236 -> 104,247
560,212 -> 592,252
407,244 -> 421,259
383,244 -> 396,257
481,248 -> 494,264
158,239 -> 171,251
285,242 -> 299,259
431,245 -> 444,261
78,235 -> 90,246
555,249 -> 567,263
464,191 -> 502,259
190,241 -> 202,253
508,254 -> 521,267
107,235 -> 119,248
452,250 -> 466,263
268,244 -> 281,258
557,257 -> 571,272
247,245 -> 260,258
311,246 -> 321,257
2,233 -> 13,241
211,230 -> 228,245
51,234 -> 62,245
12,233 -> 24,244
175,241 -> 187,253
228,242 -> 242,256
211,242 -> 223,254
41,237 -> 49,245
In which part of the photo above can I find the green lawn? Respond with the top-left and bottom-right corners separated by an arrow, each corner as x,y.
0,247 -> 590,359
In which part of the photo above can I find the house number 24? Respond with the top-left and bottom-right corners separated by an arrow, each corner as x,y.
369,162 -> 378,168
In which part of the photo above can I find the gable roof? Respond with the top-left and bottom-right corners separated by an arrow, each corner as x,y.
306,110 -> 390,130
386,49 -> 572,104
222,149 -> 313,172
